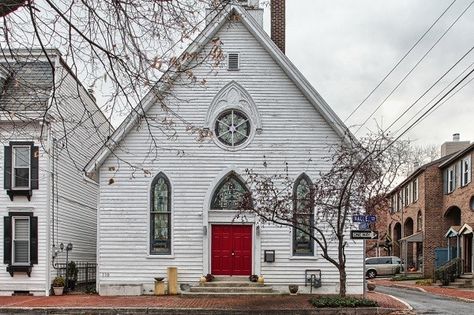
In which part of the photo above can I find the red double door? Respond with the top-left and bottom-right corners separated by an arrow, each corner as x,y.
211,225 -> 252,276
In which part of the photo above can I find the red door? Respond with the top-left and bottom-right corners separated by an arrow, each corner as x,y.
211,225 -> 252,275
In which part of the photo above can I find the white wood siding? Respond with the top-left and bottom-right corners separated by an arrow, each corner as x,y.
48,62 -> 111,276
0,122 -> 50,295
98,20 -> 363,294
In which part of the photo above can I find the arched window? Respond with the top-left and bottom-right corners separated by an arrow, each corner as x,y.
211,173 -> 251,210
293,174 -> 314,256
150,173 -> 171,255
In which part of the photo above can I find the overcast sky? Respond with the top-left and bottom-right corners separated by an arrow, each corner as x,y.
261,0 -> 473,147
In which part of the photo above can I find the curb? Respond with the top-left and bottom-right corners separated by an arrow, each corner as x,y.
383,293 -> 413,311
378,283 -> 474,303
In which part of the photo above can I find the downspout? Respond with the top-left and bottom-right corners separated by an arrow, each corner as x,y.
44,120 -> 53,296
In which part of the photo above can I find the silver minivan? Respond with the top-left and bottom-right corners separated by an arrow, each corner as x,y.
365,256 -> 402,278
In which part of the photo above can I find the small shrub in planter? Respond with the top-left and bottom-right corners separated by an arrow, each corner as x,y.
288,285 -> 299,294
52,276 -> 65,296
310,296 -> 378,308
415,279 -> 432,286
249,274 -> 258,282
205,274 -> 215,282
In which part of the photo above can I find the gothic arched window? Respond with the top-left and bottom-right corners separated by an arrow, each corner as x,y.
293,174 -> 314,256
211,173 -> 251,210
150,173 -> 171,255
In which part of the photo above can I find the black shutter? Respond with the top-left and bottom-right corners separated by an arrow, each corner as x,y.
31,146 -> 39,190
4,216 -> 12,265
4,146 -> 12,190
443,170 -> 448,194
30,216 -> 38,265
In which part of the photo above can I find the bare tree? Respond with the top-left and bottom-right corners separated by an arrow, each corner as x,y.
241,131 -> 409,296
0,0 -> 226,168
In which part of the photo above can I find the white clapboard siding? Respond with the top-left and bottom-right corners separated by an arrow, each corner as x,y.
47,61 -> 111,280
98,20 -> 363,294
0,123 -> 50,295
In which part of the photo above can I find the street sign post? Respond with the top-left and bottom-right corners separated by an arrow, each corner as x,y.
352,215 -> 377,223
350,230 -> 378,240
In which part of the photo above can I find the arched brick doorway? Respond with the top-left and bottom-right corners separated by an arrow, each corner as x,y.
393,222 -> 402,257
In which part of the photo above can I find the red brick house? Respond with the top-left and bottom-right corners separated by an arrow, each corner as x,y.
369,134 -> 473,279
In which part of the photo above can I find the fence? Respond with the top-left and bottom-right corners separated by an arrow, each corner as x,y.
433,257 -> 463,286
56,261 -> 96,285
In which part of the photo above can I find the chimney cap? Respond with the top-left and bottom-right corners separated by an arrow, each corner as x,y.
453,133 -> 460,141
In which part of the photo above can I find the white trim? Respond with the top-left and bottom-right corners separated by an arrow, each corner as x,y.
146,171 -> 174,257
461,155 -> 471,187
11,216 -> 30,265
84,4 -> 350,177
11,144 -> 31,190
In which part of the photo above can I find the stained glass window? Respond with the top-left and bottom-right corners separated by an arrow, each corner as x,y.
293,174 -> 314,256
150,173 -> 171,255
214,109 -> 250,147
211,173 -> 251,210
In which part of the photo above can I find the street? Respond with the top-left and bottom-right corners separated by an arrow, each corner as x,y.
376,286 -> 473,315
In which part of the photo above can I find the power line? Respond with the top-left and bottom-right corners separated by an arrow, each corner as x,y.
344,0 -> 457,123
354,0 -> 474,135
384,45 -> 474,133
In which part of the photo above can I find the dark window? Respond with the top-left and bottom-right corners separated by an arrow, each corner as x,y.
150,173 -> 171,255
211,173 -> 251,210
293,174 -> 314,256
4,212 -> 38,277
4,142 -> 39,201
214,109 -> 250,147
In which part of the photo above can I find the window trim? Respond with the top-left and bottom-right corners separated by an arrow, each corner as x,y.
447,166 -> 456,193
12,216 -> 30,265
412,178 -> 418,202
149,173 -> 172,256
210,172 -> 251,210
461,156 -> 471,187
12,145 -> 31,190
292,174 -> 315,257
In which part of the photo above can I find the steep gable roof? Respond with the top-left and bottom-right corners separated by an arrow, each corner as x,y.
84,4 -> 349,178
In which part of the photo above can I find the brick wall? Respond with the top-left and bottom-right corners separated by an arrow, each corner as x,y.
271,0 -> 285,53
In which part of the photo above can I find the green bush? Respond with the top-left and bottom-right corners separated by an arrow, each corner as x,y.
391,275 -> 424,281
310,296 -> 378,308
52,276 -> 65,287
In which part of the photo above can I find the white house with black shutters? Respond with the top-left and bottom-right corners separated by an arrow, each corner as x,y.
85,1 -> 364,296
0,49 -> 111,295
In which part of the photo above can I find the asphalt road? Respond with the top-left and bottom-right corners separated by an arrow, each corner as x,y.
376,286 -> 473,315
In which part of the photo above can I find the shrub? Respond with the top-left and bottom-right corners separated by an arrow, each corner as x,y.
67,261 -> 79,280
52,276 -> 65,287
310,296 -> 378,308
415,279 -> 432,286
391,275 -> 424,281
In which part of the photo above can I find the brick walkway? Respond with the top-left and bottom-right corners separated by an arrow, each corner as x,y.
374,279 -> 474,301
0,292 -> 407,311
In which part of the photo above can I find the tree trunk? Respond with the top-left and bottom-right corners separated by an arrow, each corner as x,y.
338,266 -> 347,297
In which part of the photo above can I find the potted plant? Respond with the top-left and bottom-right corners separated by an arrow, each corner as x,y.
66,261 -> 79,290
205,273 -> 215,282
52,276 -> 65,296
288,284 -> 299,295
249,274 -> 258,282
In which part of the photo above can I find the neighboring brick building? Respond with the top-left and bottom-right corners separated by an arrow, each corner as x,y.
368,134 -> 473,279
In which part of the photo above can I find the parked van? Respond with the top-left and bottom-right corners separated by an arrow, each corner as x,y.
365,256 -> 402,278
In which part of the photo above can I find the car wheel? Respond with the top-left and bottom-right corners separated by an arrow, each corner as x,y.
366,270 -> 377,279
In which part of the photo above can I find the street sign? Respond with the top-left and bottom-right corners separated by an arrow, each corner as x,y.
352,215 -> 377,223
350,230 -> 378,240
358,222 -> 369,230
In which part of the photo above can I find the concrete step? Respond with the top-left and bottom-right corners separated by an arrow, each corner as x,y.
189,286 -> 274,293
200,281 -> 263,287
212,276 -> 249,282
459,274 -> 473,279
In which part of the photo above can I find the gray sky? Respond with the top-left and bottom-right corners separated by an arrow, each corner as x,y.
262,0 -> 473,146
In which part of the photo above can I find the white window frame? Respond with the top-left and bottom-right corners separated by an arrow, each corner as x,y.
12,145 -> 31,190
447,166 -> 455,193
12,216 -> 30,265
412,178 -> 418,202
461,156 -> 471,187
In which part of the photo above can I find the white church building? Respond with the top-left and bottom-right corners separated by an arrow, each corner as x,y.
85,0 -> 364,295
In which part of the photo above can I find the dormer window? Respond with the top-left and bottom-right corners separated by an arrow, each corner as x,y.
227,53 -> 240,71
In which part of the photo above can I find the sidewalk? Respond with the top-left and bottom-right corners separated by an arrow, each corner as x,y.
373,278 -> 474,302
0,292 -> 409,314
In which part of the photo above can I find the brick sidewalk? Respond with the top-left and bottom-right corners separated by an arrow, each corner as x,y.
0,292 -> 407,311
373,279 -> 474,301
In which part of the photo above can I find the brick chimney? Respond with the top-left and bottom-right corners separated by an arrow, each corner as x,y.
271,0 -> 286,53
441,133 -> 470,157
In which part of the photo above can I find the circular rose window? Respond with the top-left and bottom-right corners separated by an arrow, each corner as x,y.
214,109 -> 250,147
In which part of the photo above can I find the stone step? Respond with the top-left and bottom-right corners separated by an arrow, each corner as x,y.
212,276 -> 249,282
181,291 -> 283,297
200,281 -> 263,287
459,274 -> 473,279
189,286 -> 274,293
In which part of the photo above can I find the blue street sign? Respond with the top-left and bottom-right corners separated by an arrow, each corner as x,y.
352,215 -> 377,223
358,222 -> 369,230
